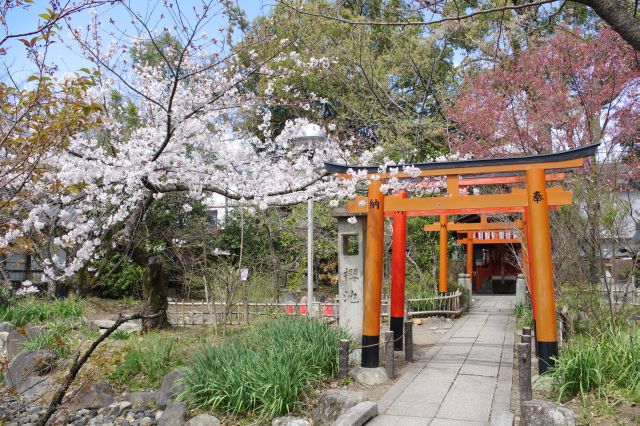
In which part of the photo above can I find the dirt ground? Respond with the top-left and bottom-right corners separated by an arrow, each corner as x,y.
84,297 -> 144,321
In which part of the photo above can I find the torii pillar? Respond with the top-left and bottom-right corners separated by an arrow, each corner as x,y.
526,169 -> 558,373
362,179 -> 385,367
390,191 -> 407,351
466,241 -> 474,283
439,214 -> 449,293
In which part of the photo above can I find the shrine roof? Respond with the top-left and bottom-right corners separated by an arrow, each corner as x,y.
325,143 -> 599,175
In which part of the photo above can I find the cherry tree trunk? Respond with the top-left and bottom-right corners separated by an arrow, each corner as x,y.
141,255 -> 169,331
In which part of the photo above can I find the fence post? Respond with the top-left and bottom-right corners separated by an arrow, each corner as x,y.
518,342 -> 532,406
384,331 -> 395,379
404,320 -> 414,362
339,339 -> 349,379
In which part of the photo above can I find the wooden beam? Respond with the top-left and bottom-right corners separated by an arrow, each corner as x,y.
457,238 -> 521,245
346,187 -> 572,214
336,159 -> 584,180
424,221 -> 523,232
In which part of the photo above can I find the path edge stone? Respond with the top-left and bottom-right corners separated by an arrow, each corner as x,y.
331,401 -> 377,426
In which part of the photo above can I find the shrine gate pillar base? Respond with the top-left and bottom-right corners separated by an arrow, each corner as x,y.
362,180 -> 385,368
526,169 -> 558,374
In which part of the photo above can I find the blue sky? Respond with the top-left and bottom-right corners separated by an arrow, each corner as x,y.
4,0 -> 272,80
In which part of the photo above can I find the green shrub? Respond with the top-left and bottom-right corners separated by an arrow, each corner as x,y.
551,325 -> 640,402
181,317 -> 349,419
109,333 -> 176,390
0,297 -> 85,326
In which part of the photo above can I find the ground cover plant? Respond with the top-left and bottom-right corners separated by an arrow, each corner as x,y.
0,297 -> 85,326
514,302 -> 534,329
550,324 -> 640,403
109,333 -> 177,391
181,317 -> 349,419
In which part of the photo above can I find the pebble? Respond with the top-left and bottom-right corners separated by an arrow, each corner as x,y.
0,392 -> 161,426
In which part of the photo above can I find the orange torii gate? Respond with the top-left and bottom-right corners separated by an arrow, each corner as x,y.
424,214 -> 523,290
326,143 -> 598,374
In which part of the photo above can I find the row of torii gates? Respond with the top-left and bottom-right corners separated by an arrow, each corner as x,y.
326,143 -> 598,374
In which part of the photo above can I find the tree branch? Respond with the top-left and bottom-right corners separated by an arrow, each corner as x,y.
277,0 -> 557,27
36,310 -> 163,426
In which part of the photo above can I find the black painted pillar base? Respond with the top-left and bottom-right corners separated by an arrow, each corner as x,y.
533,319 -> 539,356
361,335 -> 380,368
538,341 -> 558,374
390,316 -> 403,351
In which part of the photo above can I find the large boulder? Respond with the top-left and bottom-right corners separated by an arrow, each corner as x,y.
65,381 -> 116,411
3,350 -> 55,390
5,329 -> 28,359
158,402 -> 187,426
521,400 -> 578,426
185,413 -> 221,426
311,389 -> 365,426
349,366 -> 388,386
156,368 -> 186,408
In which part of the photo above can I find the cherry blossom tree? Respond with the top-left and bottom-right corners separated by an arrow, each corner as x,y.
0,2 -> 366,328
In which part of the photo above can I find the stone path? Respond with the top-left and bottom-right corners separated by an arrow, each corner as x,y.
369,295 -> 516,426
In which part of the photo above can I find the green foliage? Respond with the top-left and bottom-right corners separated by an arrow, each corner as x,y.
408,288 -> 439,312
551,325 -> 640,402
240,1 -> 453,161
0,297 -> 85,326
110,333 -> 177,390
109,329 -> 132,340
181,317 -> 350,419
514,302 -> 534,329
97,253 -> 143,298
21,321 -> 73,358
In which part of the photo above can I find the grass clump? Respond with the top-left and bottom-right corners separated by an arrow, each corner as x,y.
514,302 -> 534,328
550,325 -> 640,402
109,333 -> 176,390
408,288 -> 439,312
181,317 -> 349,419
0,297 -> 85,326
21,322 -> 74,358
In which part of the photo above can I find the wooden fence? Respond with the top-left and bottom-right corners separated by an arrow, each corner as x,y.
407,290 -> 463,317
167,300 -> 339,326
167,290 -> 464,327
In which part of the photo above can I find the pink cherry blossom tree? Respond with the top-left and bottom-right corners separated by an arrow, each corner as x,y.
448,26 -> 638,160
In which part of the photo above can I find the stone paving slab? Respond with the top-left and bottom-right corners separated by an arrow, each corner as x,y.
369,415 -> 433,425
367,295 -> 516,426
436,374 -> 496,422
